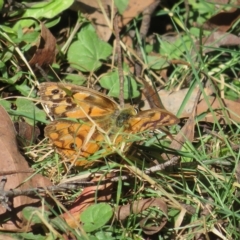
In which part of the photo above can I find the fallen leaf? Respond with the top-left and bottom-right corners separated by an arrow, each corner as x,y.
118,0 -> 157,28
14,121 -> 40,147
142,79 -> 167,109
202,4 -> 240,32
115,198 -> 168,235
70,0 -> 156,41
28,22 -> 56,69
158,88 -> 240,124
195,97 -> 240,124
162,87 -> 201,160
0,106 -> 52,231
195,31 -> 240,54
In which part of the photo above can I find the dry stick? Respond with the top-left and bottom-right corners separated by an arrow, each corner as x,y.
144,156 -> 180,175
135,0 -> 160,77
110,156 -> 180,182
0,170 -> 34,176
113,13 -> 124,108
0,156 -> 180,210
0,177 -> 95,210
35,63 -> 50,82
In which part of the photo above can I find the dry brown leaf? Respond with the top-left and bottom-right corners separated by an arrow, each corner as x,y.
28,22 -> 56,69
71,0 -> 156,41
157,88 -> 240,124
140,216 -> 167,235
118,0 -> 156,28
115,198 -> 168,235
142,88 -> 197,112
0,106 -> 52,231
196,97 -> 240,124
162,88 -> 201,160
70,0 -> 112,41
14,121 -> 40,147
202,4 -> 240,32
142,79 -> 167,109
0,235 -> 18,240
195,31 -> 240,54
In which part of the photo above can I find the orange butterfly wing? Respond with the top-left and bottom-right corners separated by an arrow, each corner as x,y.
39,82 -> 120,119
44,121 -> 111,166
126,108 -> 179,132
39,82 -> 120,166
112,108 -> 179,152
39,82 -> 179,166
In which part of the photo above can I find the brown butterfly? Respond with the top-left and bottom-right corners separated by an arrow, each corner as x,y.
39,82 -> 179,166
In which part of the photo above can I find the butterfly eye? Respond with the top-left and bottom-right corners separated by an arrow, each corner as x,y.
116,108 -> 136,127
116,113 -> 132,127
134,107 -> 139,113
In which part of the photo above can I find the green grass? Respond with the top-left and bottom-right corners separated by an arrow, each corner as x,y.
0,0 -> 240,239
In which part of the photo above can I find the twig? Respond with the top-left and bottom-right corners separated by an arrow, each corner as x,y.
144,156 -> 180,175
135,1 -> 160,77
113,13 -> 124,108
0,157 -> 180,210
0,170 -> 34,176
0,177 -> 95,211
110,156 -> 180,182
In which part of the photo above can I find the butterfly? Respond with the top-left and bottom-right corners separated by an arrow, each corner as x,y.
39,82 -> 179,166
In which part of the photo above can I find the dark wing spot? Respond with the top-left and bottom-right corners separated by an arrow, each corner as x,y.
87,106 -> 94,115
70,143 -> 77,149
66,103 -> 77,111
66,97 -> 73,104
52,89 -> 60,94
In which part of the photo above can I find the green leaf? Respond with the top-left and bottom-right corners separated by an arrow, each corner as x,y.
0,58 -> 23,85
50,217 -> 70,232
1,45 -> 14,63
0,71 -> 22,84
64,73 -> 86,85
0,0 -> 3,11
22,207 -> 51,224
99,71 -> 139,99
3,98 -> 47,124
67,25 -> 112,72
81,203 -> 113,232
15,83 -> 36,98
16,99 -> 47,124
10,233 -> 45,240
13,0 -> 74,29
146,55 -> 169,70
0,99 -> 11,111
114,0 -> 129,14
87,236 -> 99,240
95,231 -> 115,240
0,25 -> 17,35
159,35 -> 192,59
225,80 -> 240,101
18,31 -> 39,44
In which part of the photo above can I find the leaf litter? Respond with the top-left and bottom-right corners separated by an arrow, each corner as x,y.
0,0 -> 240,238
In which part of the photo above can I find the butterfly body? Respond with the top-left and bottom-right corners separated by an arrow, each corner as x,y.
39,82 -> 179,166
